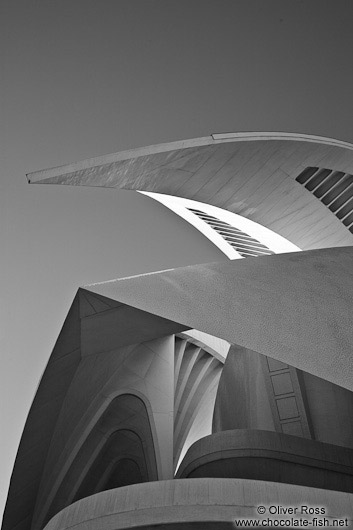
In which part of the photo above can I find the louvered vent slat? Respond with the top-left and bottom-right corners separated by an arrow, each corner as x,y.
314,173 -> 344,199
342,211 -> 353,227
222,236 -> 271,250
329,183 -> 353,212
296,167 -> 353,234
305,168 -> 332,191
336,196 -> 353,220
296,166 -> 319,184
321,175 -> 352,206
188,208 -> 274,257
217,230 -> 267,244
226,240 -> 272,252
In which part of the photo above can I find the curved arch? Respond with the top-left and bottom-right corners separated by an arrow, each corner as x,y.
67,387 -> 163,481
177,331 -> 229,362
34,392 -> 159,530
98,458 -> 143,491
140,192 -> 301,259
94,455 -> 144,495
173,336 -> 224,470
33,333 -> 175,530
71,429 -> 149,503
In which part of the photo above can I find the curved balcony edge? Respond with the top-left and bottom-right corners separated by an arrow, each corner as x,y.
176,430 -> 353,493
43,478 -> 353,530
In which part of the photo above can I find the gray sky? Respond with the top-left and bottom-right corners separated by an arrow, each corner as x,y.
1,0 -> 353,520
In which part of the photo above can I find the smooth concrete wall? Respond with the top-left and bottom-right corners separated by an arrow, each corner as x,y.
213,346 -> 275,433
43,478 -> 353,530
213,345 -> 353,449
301,371 -> 353,448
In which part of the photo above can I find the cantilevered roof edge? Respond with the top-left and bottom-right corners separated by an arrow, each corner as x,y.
26,132 -> 353,184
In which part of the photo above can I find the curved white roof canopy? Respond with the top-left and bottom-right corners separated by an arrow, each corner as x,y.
28,132 -> 353,250
140,192 -> 300,258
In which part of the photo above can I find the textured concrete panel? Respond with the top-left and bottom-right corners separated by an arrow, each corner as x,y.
43,478 -> 353,530
213,345 -> 276,433
302,370 -> 353,448
271,373 -> 293,395
88,247 -> 353,390
276,396 -> 299,420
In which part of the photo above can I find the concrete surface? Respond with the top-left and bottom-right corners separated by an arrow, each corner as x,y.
88,247 -> 353,390
177,430 -> 353,493
28,133 -> 353,250
43,478 -> 353,530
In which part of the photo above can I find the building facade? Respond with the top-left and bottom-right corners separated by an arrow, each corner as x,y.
3,133 -> 353,530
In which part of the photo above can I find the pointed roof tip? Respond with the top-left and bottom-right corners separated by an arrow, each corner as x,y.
25,132 -> 353,184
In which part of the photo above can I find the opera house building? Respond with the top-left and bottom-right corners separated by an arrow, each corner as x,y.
3,132 -> 353,529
